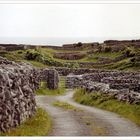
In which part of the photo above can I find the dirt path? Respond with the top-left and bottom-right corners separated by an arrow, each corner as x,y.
36,89 -> 140,136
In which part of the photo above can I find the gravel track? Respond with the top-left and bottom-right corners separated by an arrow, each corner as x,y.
36,89 -> 140,136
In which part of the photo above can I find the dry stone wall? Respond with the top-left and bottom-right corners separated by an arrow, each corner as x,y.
66,71 -> 140,104
40,68 -> 59,89
55,67 -> 111,76
104,39 -> 140,46
0,39 -> 139,52
81,81 -> 140,104
53,52 -> 86,60
0,57 -> 40,132
81,72 -> 140,92
47,69 -> 59,89
0,57 -> 59,133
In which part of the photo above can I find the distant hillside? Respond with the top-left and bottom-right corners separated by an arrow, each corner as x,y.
0,39 -> 139,71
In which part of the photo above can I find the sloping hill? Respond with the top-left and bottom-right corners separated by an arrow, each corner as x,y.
0,40 -> 139,71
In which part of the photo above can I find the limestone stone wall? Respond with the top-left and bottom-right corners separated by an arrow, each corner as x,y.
104,39 -> 140,46
55,67 -> 111,76
81,81 -> 140,104
82,72 -> 140,92
66,72 -> 140,104
0,57 -> 59,133
66,74 -> 84,88
56,67 -> 140,77
53,52 -> 86,60
47,69 -> 59,89
0,57 -> 40,133
40,68 -> 59,90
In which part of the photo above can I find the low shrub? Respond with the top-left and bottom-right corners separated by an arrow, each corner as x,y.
104,46 -> 112,52
24,49 -> 65,67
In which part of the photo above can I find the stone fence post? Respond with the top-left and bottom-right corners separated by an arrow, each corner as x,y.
47,69 -> 59,89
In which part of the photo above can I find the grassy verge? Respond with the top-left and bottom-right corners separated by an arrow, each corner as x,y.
36,87 -> 65,96
36,76 -> 66,95
0,108 -> 52,136
53,100 -> 78,111
23,60 -> 48,68
73,88 -> 140,126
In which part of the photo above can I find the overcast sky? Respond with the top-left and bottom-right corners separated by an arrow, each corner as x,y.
0,3 -> 140,45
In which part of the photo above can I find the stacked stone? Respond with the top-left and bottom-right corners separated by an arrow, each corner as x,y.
0,57 -> 39,133
40,68 -> 49,82
81,81 -> 140,104
101,77 -> 139,84
101,77 -> 140,92
56,67 -> 140,77
82,72 -> 140,83
66,72 -> 140,90
114,90 -> 140,104
47,69 -> 59,89
53,52 -> 86,60
66,74 -> 83,88
0,56 -> 13,64
81,81 -> 110,93
55,67 -> 111,76
40,68 -> 59,90
66,72 -> 140,104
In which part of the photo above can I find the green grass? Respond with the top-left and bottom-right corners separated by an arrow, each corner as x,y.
84,52 -> 122,62
104,58 -> 140,71
1,47 -> 139,71
36,87 -> 65,96
93,52 -> 122,58
41,48 -> 98,63
2,50 -> 49,68
0,108 -> 52,136
50,51 -> 123,65
4,51 -> 25,62
73,88 -> 140,126
53,101 -> 78,111
23,60 -> 48,68
36,76 -> 66,95
42,47 -> 92,53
